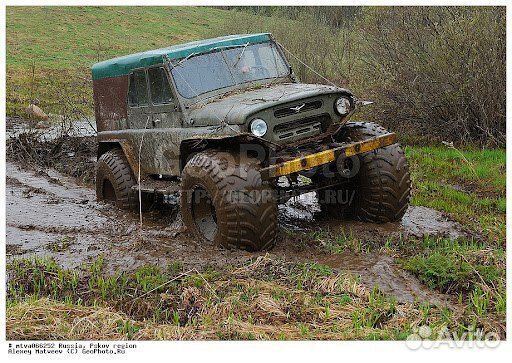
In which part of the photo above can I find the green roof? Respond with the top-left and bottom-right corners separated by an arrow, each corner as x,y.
91,33 -> 272,80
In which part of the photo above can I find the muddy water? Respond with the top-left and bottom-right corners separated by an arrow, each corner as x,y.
6,161 -> 461,305
6,118 -> 96,140
280,192 -> 465,239
6,161 -> 254,272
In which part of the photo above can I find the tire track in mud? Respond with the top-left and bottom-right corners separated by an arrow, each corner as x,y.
6,161 -> 462,306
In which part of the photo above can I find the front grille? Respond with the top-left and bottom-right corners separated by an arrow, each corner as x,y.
274,115 -> 329,141
274,100 -> 322,118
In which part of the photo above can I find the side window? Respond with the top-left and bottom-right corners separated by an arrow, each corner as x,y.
128,70 -> 148,107
148,67 -> 173,105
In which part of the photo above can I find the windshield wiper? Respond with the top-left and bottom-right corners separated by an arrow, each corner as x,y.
171,52 -> 199,68
232,42 -> 249,68
172,43 -> 250,69
212,43 -> 247,51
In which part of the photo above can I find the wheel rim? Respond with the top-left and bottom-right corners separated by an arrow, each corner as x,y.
191,186 -> 217,241
336,156 -> 356,178
102,179 -> 116,202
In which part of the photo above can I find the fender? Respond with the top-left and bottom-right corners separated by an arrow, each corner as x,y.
97,138 -> 140,178
179,133 -> 274,172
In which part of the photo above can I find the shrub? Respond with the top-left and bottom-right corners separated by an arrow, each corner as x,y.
353,7 -> 506,147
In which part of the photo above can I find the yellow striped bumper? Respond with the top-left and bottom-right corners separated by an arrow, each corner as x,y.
261,132 -> 397,180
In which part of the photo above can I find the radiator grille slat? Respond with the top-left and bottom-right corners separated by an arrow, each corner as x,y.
274,115 -> 329,141
274,100 -> 322,118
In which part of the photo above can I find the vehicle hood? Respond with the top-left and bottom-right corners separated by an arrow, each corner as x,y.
186,83 -> 352,126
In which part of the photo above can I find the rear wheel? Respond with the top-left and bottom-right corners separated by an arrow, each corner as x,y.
181,150 -> 278,251
316,121 -> 411,222
96,149 -> 136,210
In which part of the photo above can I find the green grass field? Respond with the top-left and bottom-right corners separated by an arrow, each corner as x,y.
6,6 -> 232,116
407,146 -> 506,244
7,6 -> 229,69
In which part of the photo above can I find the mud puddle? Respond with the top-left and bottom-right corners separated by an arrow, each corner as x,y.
6,117 -> 96,140
6,160 -> 461,305
6,161 -> 252,272
284,251 -> 450,305
280,192 -> 466,240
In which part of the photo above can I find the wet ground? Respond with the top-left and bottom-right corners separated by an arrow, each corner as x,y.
279,191 -> 466,240
6,119 -> 469,305
6,117 -> 96,139
6,157 -> 465,306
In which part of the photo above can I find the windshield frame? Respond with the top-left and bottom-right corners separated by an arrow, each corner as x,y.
167,40 -> 294,106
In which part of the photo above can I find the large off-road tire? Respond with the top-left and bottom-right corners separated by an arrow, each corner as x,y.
96,149 -> 137,210
181,150 -> 278,251
316,121 -> 411,222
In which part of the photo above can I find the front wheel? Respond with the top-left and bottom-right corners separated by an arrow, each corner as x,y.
316,121 -> 411,223
180,150 -> 278,251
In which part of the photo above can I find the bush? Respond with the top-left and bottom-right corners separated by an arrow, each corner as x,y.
355,7 -> 505,147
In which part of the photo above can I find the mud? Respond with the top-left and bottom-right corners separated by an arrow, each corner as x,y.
280,192 -> 466,240
6,161 -> 253,272
6,124 -> 466,305
7,158 -> 464,306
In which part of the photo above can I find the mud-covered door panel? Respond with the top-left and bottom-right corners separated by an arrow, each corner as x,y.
147,66 -> 181,128
127,69 -> 151,129
146,66 -> 182,174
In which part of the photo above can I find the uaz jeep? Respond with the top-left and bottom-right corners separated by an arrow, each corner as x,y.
92,33 -> 411,251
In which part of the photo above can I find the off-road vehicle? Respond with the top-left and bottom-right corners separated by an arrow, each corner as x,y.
92,33 -> 411,251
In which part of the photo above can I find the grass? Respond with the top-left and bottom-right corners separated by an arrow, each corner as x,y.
7,255 -> 503,340
6,6 -> 231,116
398,235 -> 506,321
400,238 -> 504,288
406,145 -> 506,244
287,145 -> 506,337
7,7 -> 229,69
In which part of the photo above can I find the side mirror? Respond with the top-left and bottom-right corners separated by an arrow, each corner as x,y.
356,100 -> 374,107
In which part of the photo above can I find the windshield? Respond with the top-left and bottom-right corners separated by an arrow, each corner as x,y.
170,42 -> 289,99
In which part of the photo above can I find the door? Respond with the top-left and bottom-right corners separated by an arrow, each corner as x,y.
146,66 -> 182,174
147,66 -> 181,128
126,69 -> 156,175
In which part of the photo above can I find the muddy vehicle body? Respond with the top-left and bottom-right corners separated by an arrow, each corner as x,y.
92,33 -> 411,251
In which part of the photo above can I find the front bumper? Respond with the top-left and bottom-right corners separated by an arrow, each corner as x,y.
260,132 -> 397,180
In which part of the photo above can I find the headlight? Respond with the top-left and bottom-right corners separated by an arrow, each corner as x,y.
250,118 -> 268,137
335,97 -> 352,116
